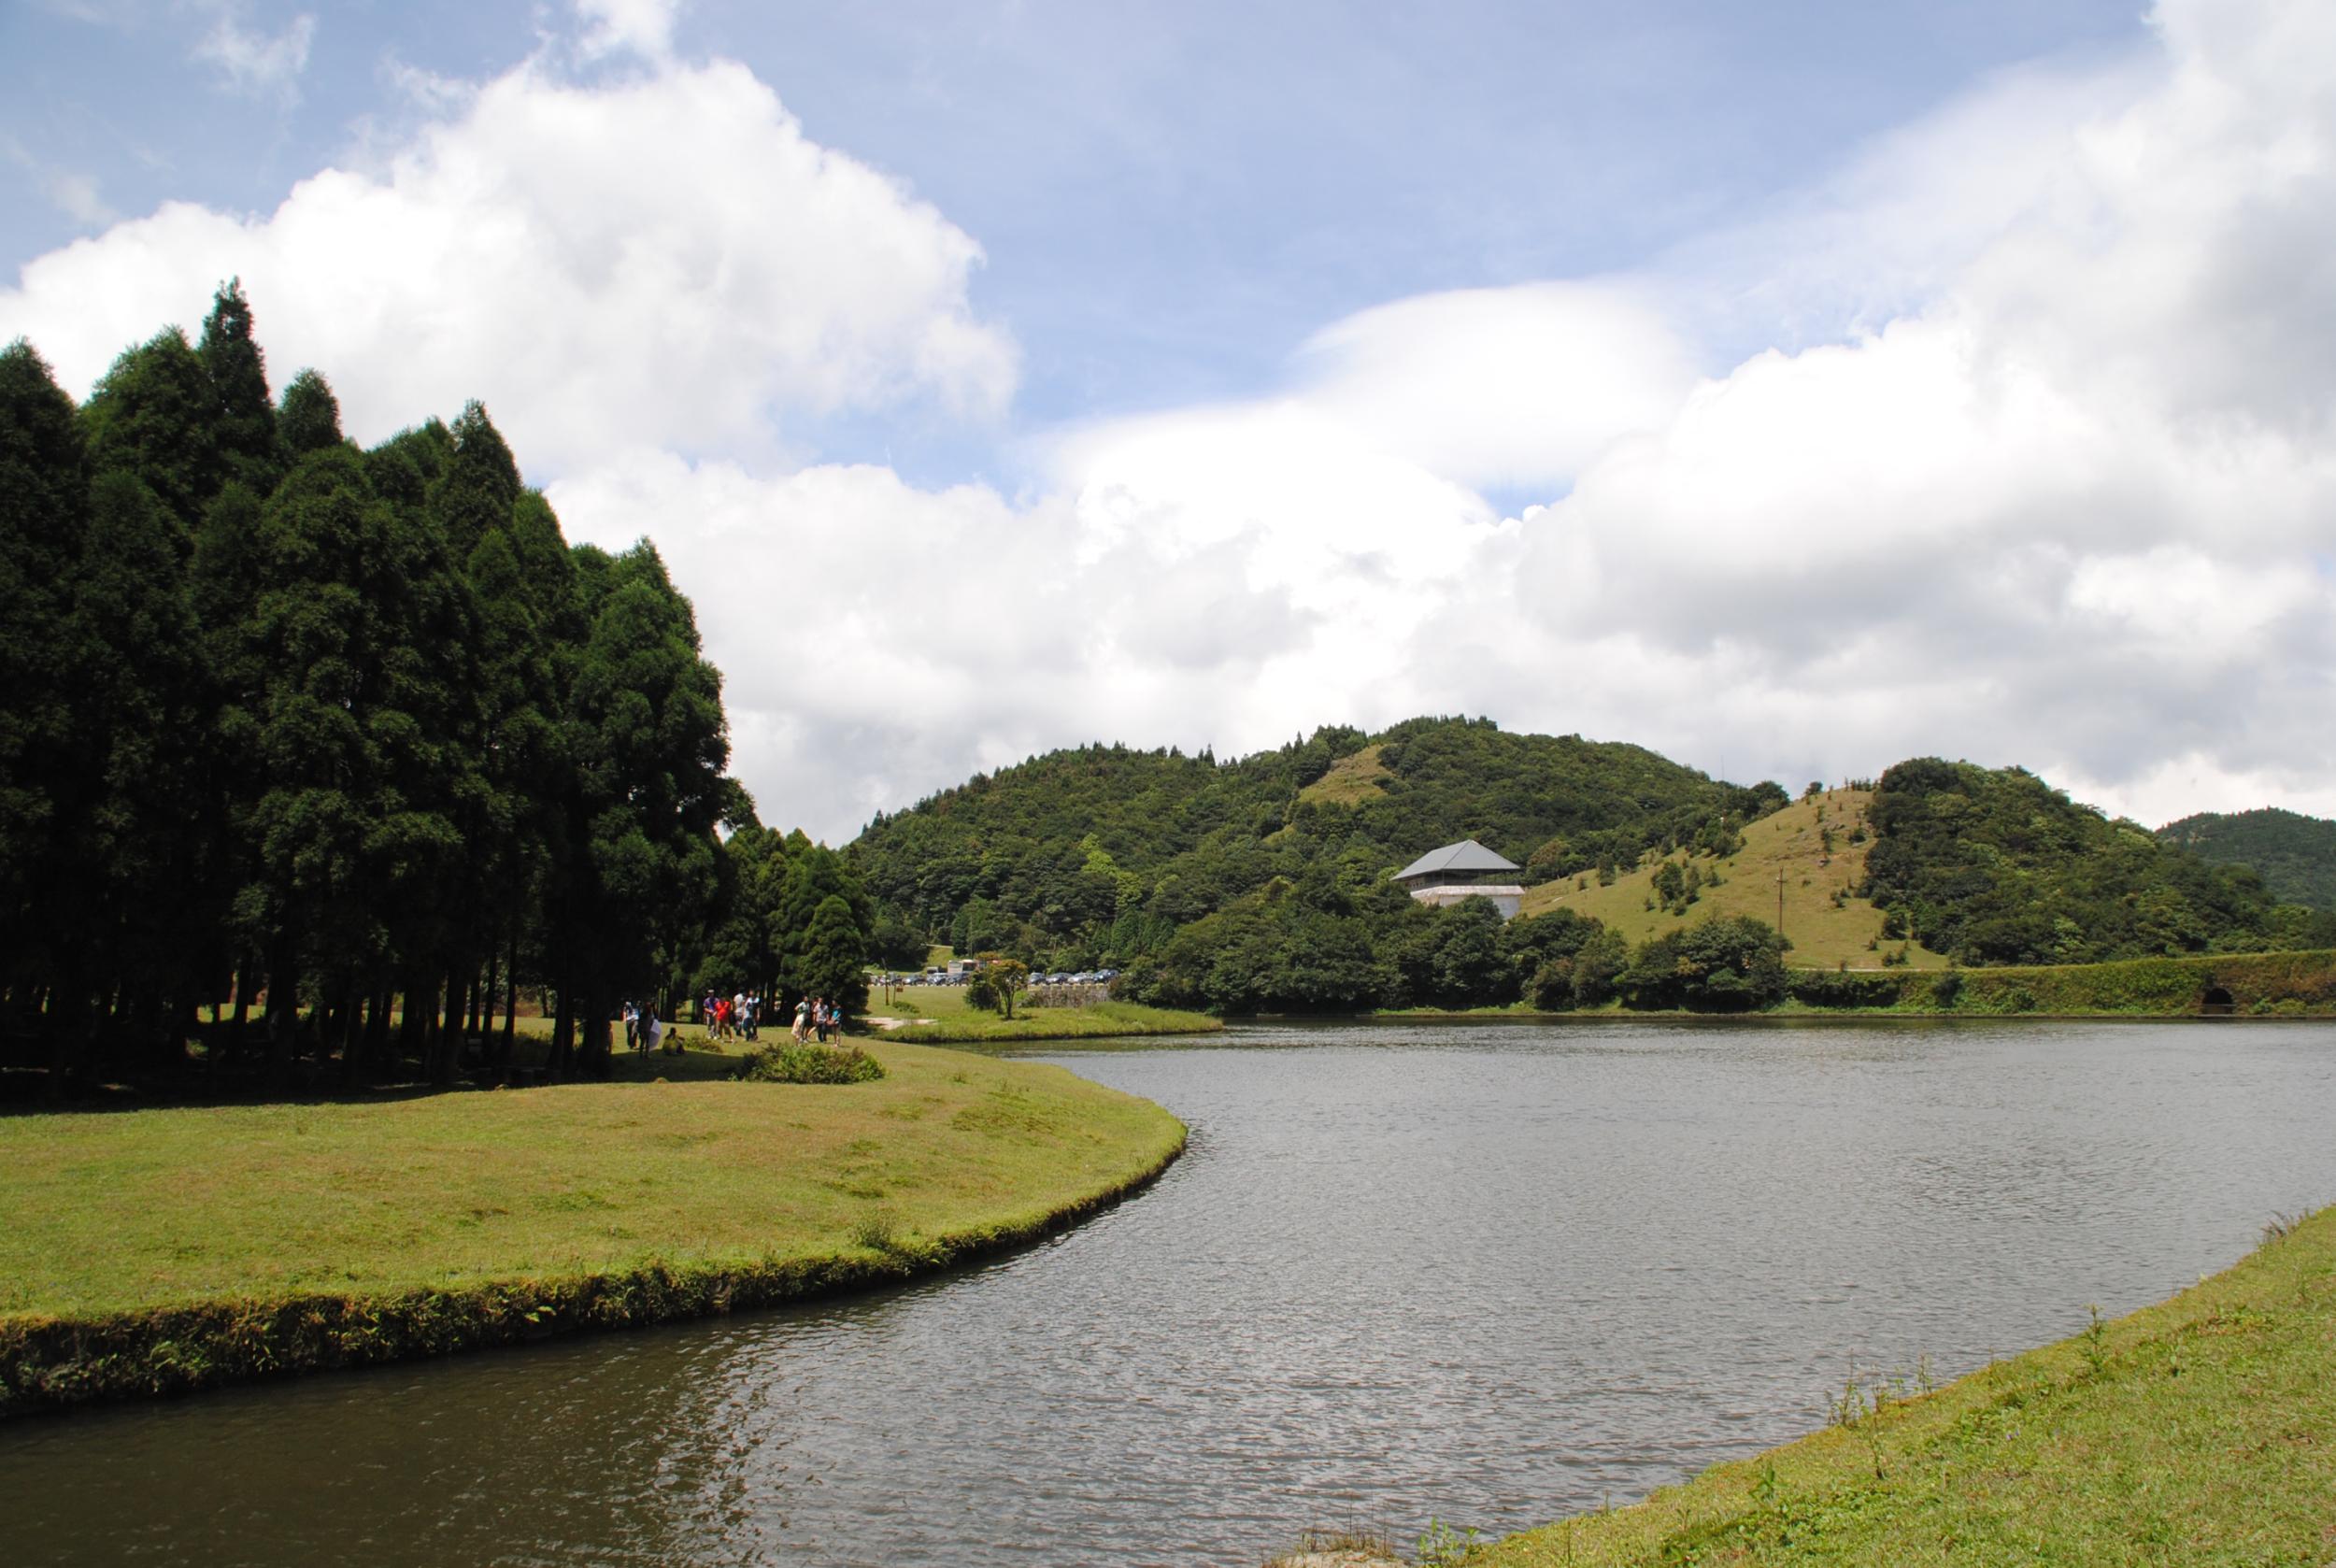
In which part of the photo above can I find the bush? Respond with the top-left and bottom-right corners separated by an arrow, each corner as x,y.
738,1044 -> 885,1085
1619,915 -> 1790,1011
1787,970 -> 1906,1008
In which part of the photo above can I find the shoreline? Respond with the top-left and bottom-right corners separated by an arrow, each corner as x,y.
1356,1006 -> 2336,1024
1473,1203 -> 2336,1565
0,1048 -> 1188,1418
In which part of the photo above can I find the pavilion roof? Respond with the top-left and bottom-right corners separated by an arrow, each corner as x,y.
1394,839 -> 1520,880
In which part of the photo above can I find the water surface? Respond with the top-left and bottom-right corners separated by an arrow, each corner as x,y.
7,1019 -> 2332,1566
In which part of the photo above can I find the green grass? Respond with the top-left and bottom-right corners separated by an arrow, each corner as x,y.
0,1041 -> 1185,1408
1782,948 -> 2336,1017
1295,742 -> 1394,809
1521,790 -> 1951,972
883,1000 -> 1223,1045
863,982 -> 984,1021
1474,1205 -> 2336,1567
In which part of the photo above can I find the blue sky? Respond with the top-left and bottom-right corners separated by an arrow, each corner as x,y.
6,0 -> 2143,472
6,0 -> 2335,841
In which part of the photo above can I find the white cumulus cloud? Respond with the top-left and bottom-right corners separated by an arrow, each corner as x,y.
0,49 -> 1016,478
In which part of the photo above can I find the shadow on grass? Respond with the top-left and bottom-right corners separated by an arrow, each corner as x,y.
0,1025 -> 755,1116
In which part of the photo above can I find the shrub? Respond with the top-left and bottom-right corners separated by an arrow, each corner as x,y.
1620,916 -> 1789,1011
1787,970 -> 1904,1008
739,1044 -> 885,1085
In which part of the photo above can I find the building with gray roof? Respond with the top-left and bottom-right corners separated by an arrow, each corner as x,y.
1393,839 -> 1525,919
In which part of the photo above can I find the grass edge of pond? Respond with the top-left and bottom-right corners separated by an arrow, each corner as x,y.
1474,1202 -> 2336,1566
882,1001 -> 1223,1045
0,1053 -> 1188,1419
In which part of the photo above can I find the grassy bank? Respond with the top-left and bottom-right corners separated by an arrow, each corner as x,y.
1474,1205 -> 2336,1567
863,983 -> 1221,1044
1782,948 -> 2336,1017
884,1000 -> 1224,1045
0,1042 -> 1186,1414
1361,949 -> 2336,1021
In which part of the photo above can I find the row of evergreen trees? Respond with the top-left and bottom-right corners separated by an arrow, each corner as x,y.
0,285 -> 866,1092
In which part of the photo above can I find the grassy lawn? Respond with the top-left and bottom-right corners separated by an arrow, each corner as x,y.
1475,1205 -> 2336,1567
0,1041 -> 1185,1405
862,978 -> 1221,1044
1521,790 -> 1951,972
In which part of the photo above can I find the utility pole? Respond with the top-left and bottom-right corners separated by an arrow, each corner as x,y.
1776,866 -> 1787,940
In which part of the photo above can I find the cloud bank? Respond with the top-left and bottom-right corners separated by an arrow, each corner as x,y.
0,42 -> 1014,475
8,0 -> 2336,843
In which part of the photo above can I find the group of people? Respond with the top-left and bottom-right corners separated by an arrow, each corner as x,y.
702,991 -> 763,1041
620,991 -> 847,1054
620,999 -> 673,1055
792,995 -> 842,1043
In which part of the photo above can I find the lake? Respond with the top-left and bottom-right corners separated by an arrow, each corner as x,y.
6,1019 -> 2333,1566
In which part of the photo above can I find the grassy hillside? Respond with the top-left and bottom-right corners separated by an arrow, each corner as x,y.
1521,789 -> 1949,971
2159,805 -> 2336,911
1294,741 -> 1393,808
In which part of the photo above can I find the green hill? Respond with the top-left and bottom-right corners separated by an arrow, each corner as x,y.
848,717 -> 1780,966
848,732 -> 2334,1012
1862,759 -> 2332,962
2158,806 -> 2336,911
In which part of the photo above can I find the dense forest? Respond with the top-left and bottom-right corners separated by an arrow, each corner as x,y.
2158,807 -> 2336,913
0,286 -> 869,1094
1860,759 -> 2334,963
849,716 -> 1786,973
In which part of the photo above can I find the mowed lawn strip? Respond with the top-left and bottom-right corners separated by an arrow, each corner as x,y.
1477,1205 -> 2336,1567
0,1042 -> 1184,1322
884,1000 -> 1223,1045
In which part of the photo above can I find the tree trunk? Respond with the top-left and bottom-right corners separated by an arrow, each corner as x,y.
43,951 -> 90,1102
436,965 -> 467,1085
227,955 -> 254,1063
366,983 -> 392,1072
579,980 -> 611,1079
335,978 -> 364,1088
496,923 -> 520,1073
264,934 -> 298,1090
548,974 -> 574,1084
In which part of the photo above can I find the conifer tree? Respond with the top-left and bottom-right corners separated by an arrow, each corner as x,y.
277,368 -> 343,459
800,894 -> 870,1016
198,278 -> 278,491
545,542 -> 730,1076
79,327 -> 221,528
0,342 -> 94,1048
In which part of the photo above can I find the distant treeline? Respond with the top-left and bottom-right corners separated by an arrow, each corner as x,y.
850,727 -> 2335,1016
1,286 -> 868,1093
1113,889 -> 1795,1016
2158,806 -> 2336,913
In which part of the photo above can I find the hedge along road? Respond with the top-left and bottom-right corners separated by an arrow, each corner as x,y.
0,1041 -> 1188,1412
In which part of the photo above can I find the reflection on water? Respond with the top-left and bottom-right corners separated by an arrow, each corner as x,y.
6,1020 -> 2333,1566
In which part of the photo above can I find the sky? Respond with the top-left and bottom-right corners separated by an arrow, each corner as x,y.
5,0 -> 2334,845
